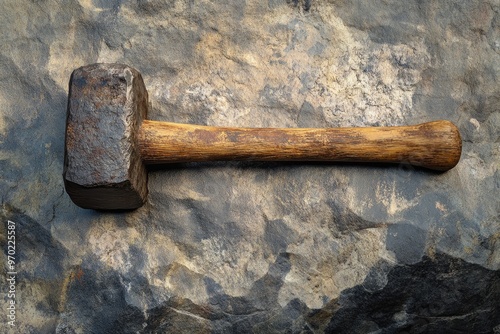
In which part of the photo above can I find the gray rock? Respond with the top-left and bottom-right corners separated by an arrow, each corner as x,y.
0,0 -> 499,333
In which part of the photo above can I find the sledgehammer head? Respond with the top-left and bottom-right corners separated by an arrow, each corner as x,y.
63,64 -> 148,210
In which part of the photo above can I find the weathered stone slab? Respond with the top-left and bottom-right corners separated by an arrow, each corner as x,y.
0,0 -> 498,332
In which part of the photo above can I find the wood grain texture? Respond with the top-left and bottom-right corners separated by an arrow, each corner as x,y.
138,120 -> 462,171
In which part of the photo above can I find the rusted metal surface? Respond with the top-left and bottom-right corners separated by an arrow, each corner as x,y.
63,64 -> 149,210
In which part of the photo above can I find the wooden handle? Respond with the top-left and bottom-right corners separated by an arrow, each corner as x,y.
138,120 -> 461,171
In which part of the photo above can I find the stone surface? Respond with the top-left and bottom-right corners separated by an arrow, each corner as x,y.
0,0 -> 499,333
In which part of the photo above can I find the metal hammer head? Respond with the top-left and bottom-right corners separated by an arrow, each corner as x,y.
63,64 -> 148,210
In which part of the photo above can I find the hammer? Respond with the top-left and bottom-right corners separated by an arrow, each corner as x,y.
63,63 -> 461,210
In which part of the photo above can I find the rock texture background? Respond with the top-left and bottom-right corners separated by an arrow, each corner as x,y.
1,0 -> 499,333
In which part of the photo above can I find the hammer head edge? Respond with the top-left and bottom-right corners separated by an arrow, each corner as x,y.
63,63 -> 149,210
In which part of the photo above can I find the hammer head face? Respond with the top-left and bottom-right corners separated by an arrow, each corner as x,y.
64,64 -> 148,210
